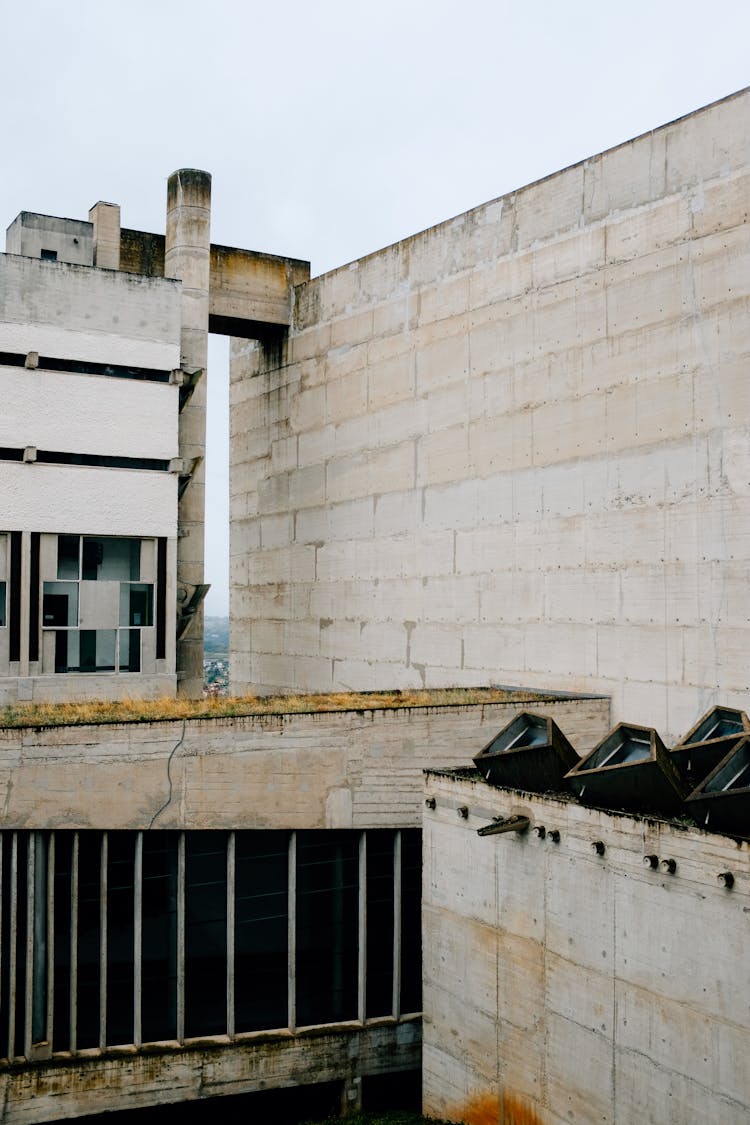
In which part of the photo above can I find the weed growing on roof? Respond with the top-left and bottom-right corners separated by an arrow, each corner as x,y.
0,687 -> 545,730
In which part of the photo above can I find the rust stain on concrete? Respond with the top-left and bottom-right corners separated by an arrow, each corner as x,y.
450,1091 -> 544,1125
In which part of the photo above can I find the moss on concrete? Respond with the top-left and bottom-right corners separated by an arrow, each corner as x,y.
0,686 -> 548,730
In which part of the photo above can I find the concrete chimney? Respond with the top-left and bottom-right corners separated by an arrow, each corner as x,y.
88,201 -> 121,270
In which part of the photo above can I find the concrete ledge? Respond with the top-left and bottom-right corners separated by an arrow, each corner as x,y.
0,1020 -> 421,1123
0,695 -> 610,830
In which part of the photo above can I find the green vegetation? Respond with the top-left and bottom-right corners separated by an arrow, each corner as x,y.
0,686 -> 544,730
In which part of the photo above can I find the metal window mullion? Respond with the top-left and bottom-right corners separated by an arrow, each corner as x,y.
133,832 -> 142,1048
226,832 -> 235,1039
392,830 -> 402,1021
23,833 -> 35,1058
99,833 -> 108,1050
358,832 -> 366,1023
70,833 -> 78,1053
287,832 -> 296,1033
46,833 -> 55,1048
176,833 -> 185,1043
7,834 -> 18,1059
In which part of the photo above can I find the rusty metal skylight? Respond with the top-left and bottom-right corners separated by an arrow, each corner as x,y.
473,711 -> 579,793
564,723 -> 688,814
685,737 -> 750,836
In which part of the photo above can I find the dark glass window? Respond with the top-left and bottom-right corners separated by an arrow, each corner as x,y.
296,831 -> 358,1026
119,629 -> 141,673
52,834 -> 73,1052
77,833 -> 103,1049
185,833 -> 227,1038
42,582 -> 78,627
107,834 -> 135,1046
400,831 -> 422,1014
57,535 -> 80,579
142,833 -> 178,1042
366,830 -> 395,1018
121,584 -> 153,628
1,828 -> 422,1053
1,835 -> 30,1057
235,831 -> 289,1032
83,538 -> 140,581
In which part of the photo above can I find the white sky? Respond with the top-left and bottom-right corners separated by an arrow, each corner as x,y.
2,1 -> 748,614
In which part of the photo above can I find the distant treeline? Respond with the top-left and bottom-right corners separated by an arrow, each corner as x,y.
204,616 -> 229,658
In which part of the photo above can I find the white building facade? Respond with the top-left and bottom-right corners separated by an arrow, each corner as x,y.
0,220 -> 181,702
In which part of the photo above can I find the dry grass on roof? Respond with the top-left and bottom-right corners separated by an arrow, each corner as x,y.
0,686 -> 546,730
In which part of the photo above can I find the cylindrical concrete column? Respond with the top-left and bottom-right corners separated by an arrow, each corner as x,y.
165,169 -> 211,698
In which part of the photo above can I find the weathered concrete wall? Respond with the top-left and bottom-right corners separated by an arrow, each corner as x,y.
0,254 -> 181,370
0,696 -> 608,830
165,168 -> 212,698
209,243 -> 310,334
0,1020 -> 420,1124
5,213 -> 93,267
230,88 -> 750,743
422,770 -> 750,1125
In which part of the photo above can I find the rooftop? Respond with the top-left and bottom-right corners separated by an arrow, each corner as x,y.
0,685 -> 562,730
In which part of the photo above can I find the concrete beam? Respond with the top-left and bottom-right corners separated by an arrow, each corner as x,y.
209,244 -> 309,337
117,231 -> 310,337
0,1022 -> 421,1124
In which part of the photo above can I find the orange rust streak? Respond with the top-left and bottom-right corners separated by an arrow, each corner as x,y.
449,1091 -> 544,1125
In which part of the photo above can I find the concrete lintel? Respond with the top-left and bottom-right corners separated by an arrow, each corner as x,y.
0,1022 -> 421,1124
117,229 -> 309,337
208,243 -> 310,334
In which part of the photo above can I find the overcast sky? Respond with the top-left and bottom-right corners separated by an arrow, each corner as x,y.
2,1 -> 748,614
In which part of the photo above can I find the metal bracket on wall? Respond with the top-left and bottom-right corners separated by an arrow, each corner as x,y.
477,814 -> 530,837
168,456 -> 203,499
176,367 -> 205,412
175,582 -> 211,640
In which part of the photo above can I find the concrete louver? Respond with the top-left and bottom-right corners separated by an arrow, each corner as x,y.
472,711 -> 579,793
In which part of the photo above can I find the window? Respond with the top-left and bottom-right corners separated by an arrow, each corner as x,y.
0,829 -> 422,1056
296,831 -> 359,1025
0,532 -> 7,628
43,536 -> 154,673
40,248 -> 58,262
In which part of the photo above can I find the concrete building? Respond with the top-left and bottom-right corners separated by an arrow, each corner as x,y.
0,690 -> 611,1121
1,174 -> 308,703
422,767 -> 750,1125
0,215 -> 181,702
230,86 -> 750,745
0,85 -> 748,1124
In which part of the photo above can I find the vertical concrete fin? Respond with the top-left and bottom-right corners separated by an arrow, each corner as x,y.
165,169 -> 211,698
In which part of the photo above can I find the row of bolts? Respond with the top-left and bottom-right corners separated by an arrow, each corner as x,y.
425,797 -> 736,888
